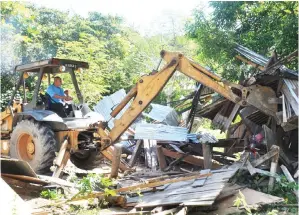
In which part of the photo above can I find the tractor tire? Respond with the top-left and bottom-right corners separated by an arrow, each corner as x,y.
10,120 -> 56,174
70,150 -> 103,170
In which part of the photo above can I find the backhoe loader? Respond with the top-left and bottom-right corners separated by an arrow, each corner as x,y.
1,51 -> 278,175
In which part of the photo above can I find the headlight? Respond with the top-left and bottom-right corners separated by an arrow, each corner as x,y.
59,65 -> 66,72
76,67 -> 83,73
23,72 -> 29,79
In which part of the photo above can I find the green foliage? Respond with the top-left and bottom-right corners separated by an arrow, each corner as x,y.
233,190 -> 253,214
187,1 -> 298,81
269,176 -> 298,204
75,173 -> 115,197
40,189 -> 63,200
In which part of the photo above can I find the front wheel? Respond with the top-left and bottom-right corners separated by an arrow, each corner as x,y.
10,120 -> 57,174
70,150 -> 103,170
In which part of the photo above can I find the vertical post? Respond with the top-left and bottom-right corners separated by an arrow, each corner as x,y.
268,147 -> 280,191
202,143 -> 212,169
156,145 -> 167,170
53,137 -> 70,178
110,144 -> 122,179
128,140 -> 142,167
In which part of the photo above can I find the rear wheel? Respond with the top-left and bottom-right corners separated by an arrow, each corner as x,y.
70,150 -> 103,170
10,120 -> 56,174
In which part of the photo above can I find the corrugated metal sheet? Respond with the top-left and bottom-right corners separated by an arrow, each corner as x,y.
235,44 -> 269,66
282,79 -> 299,116
93,89 -> 130,129
134,124 -> 188,141
143,104 -> 179,126
188,132 -> 218,144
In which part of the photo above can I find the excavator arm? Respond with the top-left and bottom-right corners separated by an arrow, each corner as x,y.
98,50 -> 278,149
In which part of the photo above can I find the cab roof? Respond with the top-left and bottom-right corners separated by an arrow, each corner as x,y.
15,58 -> 89,72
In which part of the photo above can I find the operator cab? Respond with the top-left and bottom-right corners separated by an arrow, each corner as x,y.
11,58 -> 90,119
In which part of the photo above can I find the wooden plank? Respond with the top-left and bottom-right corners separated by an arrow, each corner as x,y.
202,143 -> 212,169
110,143 -> 122,178
70,172 -> 212,201
52,150 -> 70,178
101,146 -> 130,172
144,139 -> 158,170
280,165 -> 298,198
251,145 -> 279,167
269,150 -> 279,192
1,173 -> 49,185
169,144 -> 184,153
156,145 -> 167,170
246,160 -> 256,175
128,140 -> 142,167
162,148 -> 220,169
2,176 -> 43,191
223,104 -> 240,131
282,94 -> 287,122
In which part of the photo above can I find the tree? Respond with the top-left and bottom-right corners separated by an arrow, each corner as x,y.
186,1 -> 298,81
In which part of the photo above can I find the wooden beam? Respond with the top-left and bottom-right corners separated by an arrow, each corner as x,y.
101,146 -> 131,172
156,145 -> 167,170
281,165 -> 298,199
110,143 -> 122,179
251,146 -> 280,167
269,150 -> 279,192
202,143 -> 212,169
162,148 -> 220,169
128,140 -> 142,167
52,151 -> 70,178
1,173 -> 48,185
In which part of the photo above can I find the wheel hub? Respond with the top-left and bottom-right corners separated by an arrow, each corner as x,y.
17,133 -> 35,161
27,140 -> 35,154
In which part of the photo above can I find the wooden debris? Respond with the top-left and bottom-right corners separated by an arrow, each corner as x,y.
1,173 -> 49,185
268,147 -> 279,191
128,140 -> 142,167
162,147 -> 220,169
144,139 -> 158,170
110,143 -> 123,179
202,143 -> 212,169
251,145 -> 279,167
280,164 -> 298,198
2,176 -> 44,197
70,172 -> 212,201
101,146 -> 131,172
128,168 -> 238,209
156,145 -> 167,170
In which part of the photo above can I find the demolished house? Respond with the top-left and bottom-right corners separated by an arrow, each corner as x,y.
1,45 -> 298,215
